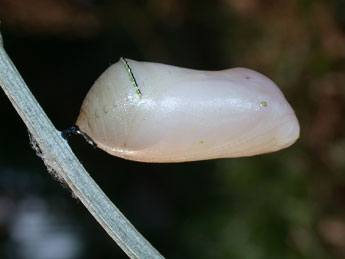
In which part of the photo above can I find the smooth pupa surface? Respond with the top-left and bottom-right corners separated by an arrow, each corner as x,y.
76,58 -> 300,162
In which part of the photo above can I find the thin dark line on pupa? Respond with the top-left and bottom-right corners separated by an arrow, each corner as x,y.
120,57 -> 142,98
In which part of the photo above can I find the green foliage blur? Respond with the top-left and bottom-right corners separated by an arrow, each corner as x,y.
0,0 -> 344,258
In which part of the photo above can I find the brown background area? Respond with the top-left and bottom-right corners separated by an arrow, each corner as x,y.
0,0 -> 344,258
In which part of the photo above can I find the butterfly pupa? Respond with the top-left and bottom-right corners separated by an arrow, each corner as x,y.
75,58 -> 300,163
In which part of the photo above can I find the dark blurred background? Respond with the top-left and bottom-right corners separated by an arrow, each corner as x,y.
0,0 -> 344,258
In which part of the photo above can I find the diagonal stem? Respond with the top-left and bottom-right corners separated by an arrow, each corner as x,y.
0,31 -> 164,259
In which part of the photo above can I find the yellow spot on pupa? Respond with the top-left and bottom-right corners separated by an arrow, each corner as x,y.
199,140 -> 204,144
260,101 -> 267,107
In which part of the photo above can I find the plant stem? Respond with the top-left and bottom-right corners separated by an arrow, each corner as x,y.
0,32 -> 164,259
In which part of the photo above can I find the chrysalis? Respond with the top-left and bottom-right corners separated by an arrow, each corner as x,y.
75,58 -> 300,162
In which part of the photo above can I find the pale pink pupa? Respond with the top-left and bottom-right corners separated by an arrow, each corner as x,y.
76,58 -> 300,162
